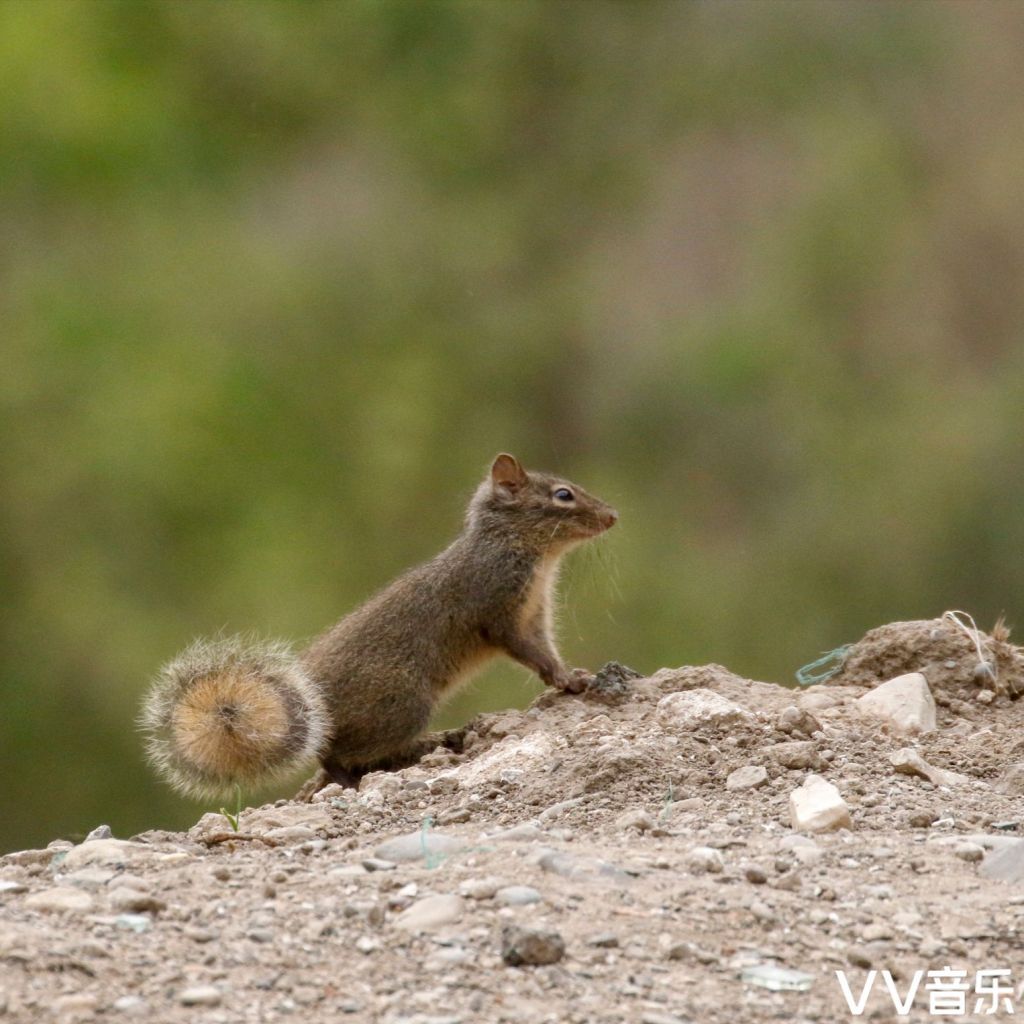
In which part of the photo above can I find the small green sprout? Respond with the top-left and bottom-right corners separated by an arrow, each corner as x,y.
219,784 -> 243,832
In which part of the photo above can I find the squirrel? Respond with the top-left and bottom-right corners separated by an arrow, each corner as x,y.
141,453 -> 618,799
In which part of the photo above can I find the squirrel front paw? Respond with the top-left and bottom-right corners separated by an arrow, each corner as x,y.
553,667 -> 594,694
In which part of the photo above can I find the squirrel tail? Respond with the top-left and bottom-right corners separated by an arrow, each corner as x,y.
139,635 -> 329,800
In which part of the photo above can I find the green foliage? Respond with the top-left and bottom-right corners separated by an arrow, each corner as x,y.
219,785 -> 243,834
3,1 -> 1024,852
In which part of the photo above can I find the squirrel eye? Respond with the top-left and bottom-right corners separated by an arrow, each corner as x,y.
553,488 -> 574,503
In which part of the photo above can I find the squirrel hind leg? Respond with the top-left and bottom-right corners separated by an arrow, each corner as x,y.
293,761 -> 364,802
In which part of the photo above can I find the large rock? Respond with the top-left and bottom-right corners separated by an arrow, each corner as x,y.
374,831 -> 466,864
393,894 -> 464,932
789,774 -> 852,832
994,763 -> 1024,796
657,689 -> 753,731
60,840 -> 155,872
686,846 -> 724,874
855,673 -> 936,735
24,887 -> 94,913
889,748 -> 969,788
979,841 -> 1024,884
242,803 -> 333,835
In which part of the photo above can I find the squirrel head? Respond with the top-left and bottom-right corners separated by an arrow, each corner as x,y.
466,453 -> 618,550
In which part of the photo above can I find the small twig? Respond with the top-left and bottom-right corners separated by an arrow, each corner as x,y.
197,832 -> 284,848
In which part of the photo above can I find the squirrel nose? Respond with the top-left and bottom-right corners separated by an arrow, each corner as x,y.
603,508 -> 619,528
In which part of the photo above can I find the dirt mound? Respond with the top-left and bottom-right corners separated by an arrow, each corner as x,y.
832,615 -> 1024,699
3,624 -> 1024,1023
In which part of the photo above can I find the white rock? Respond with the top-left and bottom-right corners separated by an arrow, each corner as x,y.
242,804 -> 333,834
889,748 -> 969,787
791,845 -> 825,865
311,783 -> 352,803
789,774 -> 852,833
855,673 -> 936,735
779,833 -> 819,851
263,825 -> 318,844
994,764 -> 1024,796
657,690 -> 753,731
495,885 -> 543,906
112,995 -> 148,1015
24,887 -> 94,913
484,822 -> 544,842
798,688 -> 842,712
686,846 -> 724,874
459,877 -> 504,900
953,842 -> 985,863
726,765 -> 768,791
450,732 -> 556,788
393,894 -> 464,932
538,797 -> 585,822
53,994 -> 99,1016
374,831 -> 466,864
963,833 -> 1023,853
979,841 -> 1024,883
61,868 -> 117,890
179,985 -> 222,1007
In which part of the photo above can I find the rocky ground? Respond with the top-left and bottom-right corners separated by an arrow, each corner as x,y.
3,617 -> 1024,1024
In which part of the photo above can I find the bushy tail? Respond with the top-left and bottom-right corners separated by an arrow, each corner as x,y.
140,635 -> 329,800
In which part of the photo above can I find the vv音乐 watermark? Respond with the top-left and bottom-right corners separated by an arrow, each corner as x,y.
836,967 -> 1018,1016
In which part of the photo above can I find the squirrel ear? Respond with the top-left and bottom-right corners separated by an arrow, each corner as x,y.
491,453 -> 527,493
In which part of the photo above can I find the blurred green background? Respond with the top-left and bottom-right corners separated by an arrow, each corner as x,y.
3,0 -> 1024,853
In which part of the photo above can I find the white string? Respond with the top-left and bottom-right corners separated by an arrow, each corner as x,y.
942,609 -> 997,683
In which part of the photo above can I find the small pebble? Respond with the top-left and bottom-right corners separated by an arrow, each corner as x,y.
686,846 -> 724,875
725,765 -> 768,792
109,889 -> 166,914
954,842 -> 985,863
847,946 -> 874,969
501,925 -> 565,966
615,809 -> 655,832
459,877 -> 503,900
361,857 -> 396,873
495,885 -> 543,906
53,994 -> 99,1016
112,994 -> 148,1015
179,985 -> 222,1007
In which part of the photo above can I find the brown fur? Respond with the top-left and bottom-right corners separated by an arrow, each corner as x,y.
141,635 -> 328,799
143,454 -> 617,798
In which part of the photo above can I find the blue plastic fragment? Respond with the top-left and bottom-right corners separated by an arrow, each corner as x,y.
795,644 -> 852,687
